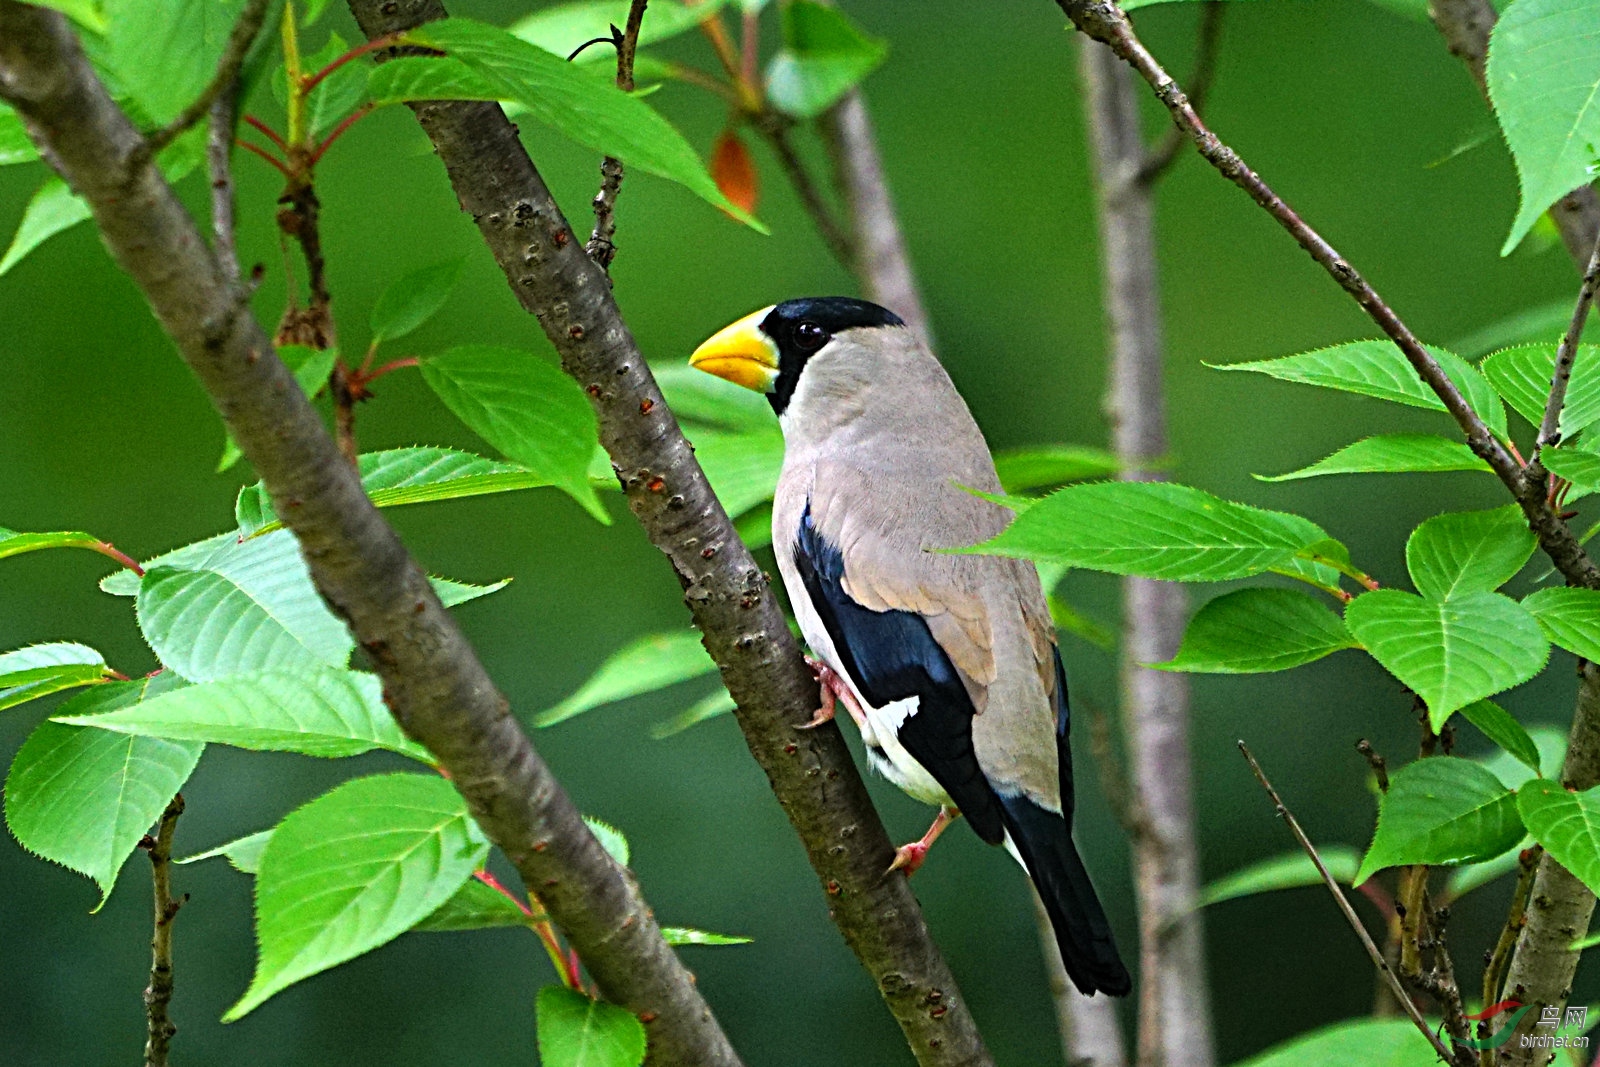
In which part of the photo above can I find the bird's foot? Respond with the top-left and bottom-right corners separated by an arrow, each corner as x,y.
888,841 -> 930,877
799,657 -> 868,730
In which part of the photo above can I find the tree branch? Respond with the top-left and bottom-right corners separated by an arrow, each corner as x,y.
757,112 -> 856,270
1137,2 -> 1222,186
207,84 -> 243,285
0,9 -> 740,1064
1426,0 -> 1600,268
586,0 -> 648,272
140,0 -> 271,159
142,793 -> 185,1067
342,3 -> 995,1063
1537,231 -> 1600,449
1079,36 -> 1212,1067
1238,744 -> 1471,1067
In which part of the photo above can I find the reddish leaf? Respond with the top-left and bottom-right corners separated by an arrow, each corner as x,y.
711,129 -> 758,216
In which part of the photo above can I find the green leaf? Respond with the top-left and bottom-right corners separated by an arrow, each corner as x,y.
137,558 -> 353,683
0,642 -> 109,712
1345,590 -> 1548,729
650,688 -> 737,739
1213,340 -> 1508,441
370,260 -> 464,344
419,345 -> 607,523
5,680 -> 202,907
652,363 -> 773,434
1445,846 -> 1528,900
381,19 -> 758,225
56,666 -> 433,763
534,631 -> 716,727
536,985 -> 647,1067
1405,505 -> 1536,600
585,816 -> 630,867
0,103 -> 39,166
511,0 -> 730,60
963,481 -> 1327,582
430,575 -> 511,608
306,34 -> 371,140
177,829 -> 272,874
1483,343 -> 1600,436
1487,0 -> 1600,255
108,0 -> 248,126
1543,443 -> 1600,493
1196,847 -> 1362,908
1255,434 -> 1490,481
239,446 -> 565,536
0,177 -> 91,276
1354,756 -> 1524,884
412,875 -> 531,932
30,0 -> 108,32
1518,778 -> 1600,896
1230,1017 -> 1446,1067
1460,700 -> 1543,774
225,774 -> 489,1020
1154,587 -> 1356,674
1455,298 -> 1597,358
993,446 -> 1121,493
660,926 -> 751,946
1047,593 -> 1119,651
0,525 -> 115,564
1524,586 -> 1600,661
101,530 -> 233,596
1483,725 -> 1568,789
765,0 -> 886,119
219,344 -> 340,472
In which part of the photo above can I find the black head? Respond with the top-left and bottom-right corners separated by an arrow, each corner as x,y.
759,297 -> 905,415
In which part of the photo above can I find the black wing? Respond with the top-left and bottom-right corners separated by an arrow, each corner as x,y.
791,504 -> 1004,844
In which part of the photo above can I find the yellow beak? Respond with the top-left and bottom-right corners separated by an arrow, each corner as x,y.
688,306 -> 779,393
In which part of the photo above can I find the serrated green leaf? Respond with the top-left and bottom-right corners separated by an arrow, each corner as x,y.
380,19 -> 758,225
1,177 -> 91,276
765,0 -> 886,119
993,446 -> 1122,493
56,666 -> 432,763
650,688 -> 736,739
1230,1017 -> 1445,1067
1405,505 -> 1536,600
239,446 -> 563,536
1460,700 -> 1542,774
660,926 -> 751,946
430,575 -> 511,608
1345,589 -> 1548,729
370,260 -> 463,344
534,631 -> 715,728
0,103 -> 38,166
108,0 -> 248,126
1255,434 -> 1490,481
963,481 -> 1326,582
1524,585 -> 1600,661
1518,778 -> 1600,896
225,774 -> 488,1020
1484,725 -> 1568,790
5,680 -> 202,907
1355,756 -> 1524,884
1214,340 -> 1508,440
136,555 -> 353,683
0,642 -> 109,712
176,828 -> 272,873
511,0 -> 730,60
1487,0 -> 1600,255
1196,847 -> 1362,908
1483,343 -> 1600,437
1543,443 -> 1600,492
584,816 -> 630,867
1154,587 -> 1355,674
411,874 -> 531,932
419,345 -> 608,523
536,985 -> 647,1067
306,34 -> 371,141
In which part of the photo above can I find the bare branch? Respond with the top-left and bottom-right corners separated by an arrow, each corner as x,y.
1238,743 -> 1469,1067
1138,2 -> 1223,185
1427,0 -> 1600,268
342,2 -> 996,1062
142,794 -> 185,1067
757,112 -> 856,269
141,0 -> 271,159
586,0 -> 648,271
1537,231 -> 1600,448
0,9 -> 742,1063
207,85 -> 242,284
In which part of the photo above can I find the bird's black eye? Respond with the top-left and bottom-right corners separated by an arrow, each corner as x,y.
793,321 -> 829,351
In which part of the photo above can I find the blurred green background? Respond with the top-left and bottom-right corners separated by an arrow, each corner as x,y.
1,0 -> 1589,1063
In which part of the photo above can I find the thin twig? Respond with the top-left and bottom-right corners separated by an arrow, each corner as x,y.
207,84 -> 242,284
1138,1 -> 1223,184
1237,742 -> 1466,1066
1357,739 -> 1389,791
140,0 -> 271,158
1538,231 -> 1600,448
586,0 -> 648,271
758,114 -> 854,269
142,794 -> 186,1067
1480,847 -> 1540,1067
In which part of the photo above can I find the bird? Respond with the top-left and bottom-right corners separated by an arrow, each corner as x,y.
688,296 -> 1131,997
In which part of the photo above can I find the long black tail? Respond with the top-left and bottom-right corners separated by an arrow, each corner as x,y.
999,793 -> 1131,997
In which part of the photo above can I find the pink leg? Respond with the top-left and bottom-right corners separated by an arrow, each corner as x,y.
799,656 -> 868,730
889,806 -> 961,876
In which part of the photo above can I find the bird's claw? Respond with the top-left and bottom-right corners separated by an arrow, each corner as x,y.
888,841 -> 929,877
